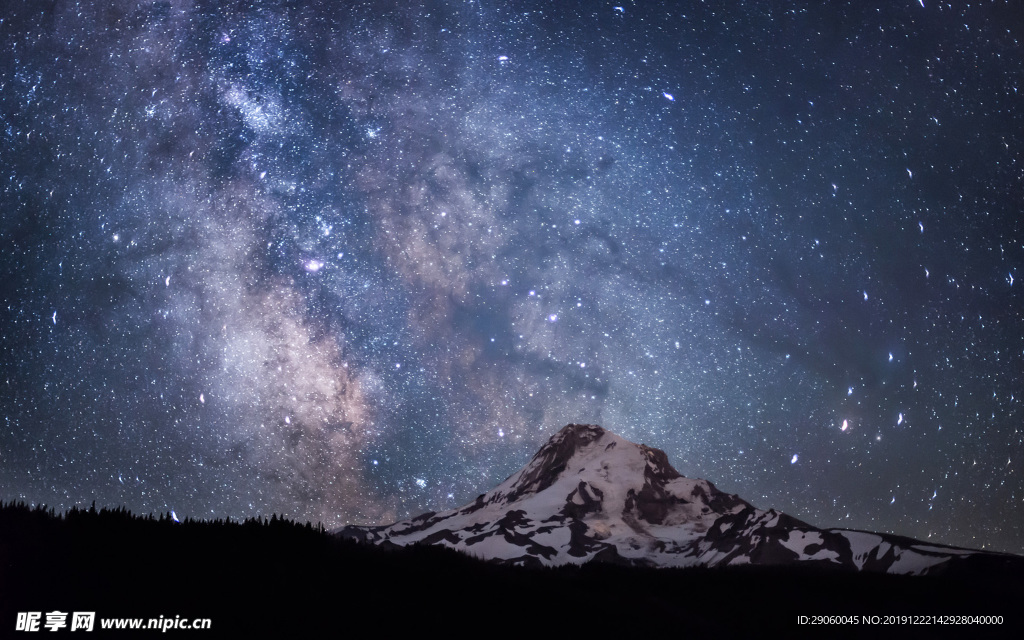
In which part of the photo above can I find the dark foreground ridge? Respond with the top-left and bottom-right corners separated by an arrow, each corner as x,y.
2,500 -> 1022,638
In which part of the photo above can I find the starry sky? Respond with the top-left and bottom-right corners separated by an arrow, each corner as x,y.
1,0 -> 1022,553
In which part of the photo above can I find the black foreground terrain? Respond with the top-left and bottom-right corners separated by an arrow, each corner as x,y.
1,502 -> 1021,638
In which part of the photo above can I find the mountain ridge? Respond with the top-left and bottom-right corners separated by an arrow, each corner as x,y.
339,424 -> 1024,575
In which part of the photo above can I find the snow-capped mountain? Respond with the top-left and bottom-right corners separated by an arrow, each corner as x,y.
339,424 -> 1019,574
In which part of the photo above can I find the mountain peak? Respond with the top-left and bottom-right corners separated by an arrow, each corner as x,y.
339,424 -> 1021,573
500,423 -> 609,502
341,423 -> 753,563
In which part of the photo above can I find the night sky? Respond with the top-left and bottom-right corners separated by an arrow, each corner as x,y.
1,0 -> 1022,554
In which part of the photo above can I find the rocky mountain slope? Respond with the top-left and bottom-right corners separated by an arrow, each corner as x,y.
339,424 -> 1021,574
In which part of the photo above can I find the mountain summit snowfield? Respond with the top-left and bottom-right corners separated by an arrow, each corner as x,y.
340,424 -> 1021,574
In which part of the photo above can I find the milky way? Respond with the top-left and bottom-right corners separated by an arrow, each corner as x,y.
1,1 -> 1022,552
